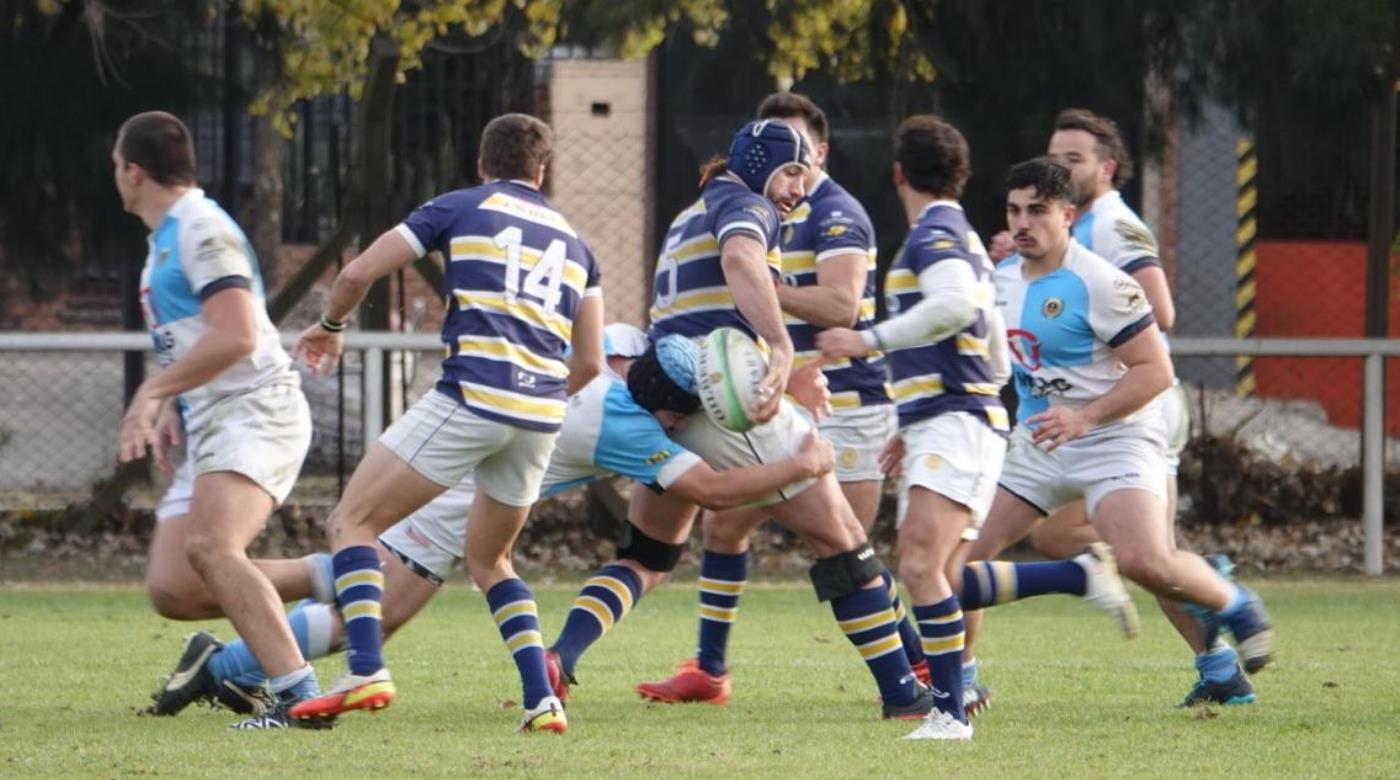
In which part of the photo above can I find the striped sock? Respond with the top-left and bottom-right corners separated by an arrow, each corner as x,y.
551,564 -> 643,677
487,578 -> 551,709
831,584 -> 918,707
913,596 -> 966,722
959,560 -> 1086,610
210,601 -> 336,689
334,545 -> 385,676
881,569 -> 927,669
696,551 -> 748,676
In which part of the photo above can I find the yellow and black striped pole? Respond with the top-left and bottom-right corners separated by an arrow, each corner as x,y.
1235,137 -> 1258,397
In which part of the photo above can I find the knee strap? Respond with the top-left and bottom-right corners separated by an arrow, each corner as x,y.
808,542 -> 884,602
616,521 -> 686,573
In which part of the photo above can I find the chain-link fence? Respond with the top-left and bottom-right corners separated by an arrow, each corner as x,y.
0,335 -> 444,512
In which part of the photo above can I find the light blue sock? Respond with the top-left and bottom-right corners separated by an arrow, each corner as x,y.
268,665 -> 320,704
209,602 -> 335,689
962,659 -> 979,690
1196,645 -> 1240,684
1218,585 -> 1247,619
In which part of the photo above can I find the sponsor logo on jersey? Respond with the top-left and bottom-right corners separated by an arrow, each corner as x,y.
645,449 -> 673,465
1007,328 -> 1042,371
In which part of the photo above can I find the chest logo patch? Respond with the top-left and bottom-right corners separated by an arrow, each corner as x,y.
1041,298 -> 1064,319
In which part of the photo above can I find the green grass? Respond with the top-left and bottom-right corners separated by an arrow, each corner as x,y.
3,578 -> 1400,779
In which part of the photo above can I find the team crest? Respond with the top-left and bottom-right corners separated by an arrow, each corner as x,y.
841,448 -> 859,468
1041,298 -> 1064,319
783,225 -> 795,245
923,454 -> 942,471
157,248 -> 171,265
825,224 -> 848,237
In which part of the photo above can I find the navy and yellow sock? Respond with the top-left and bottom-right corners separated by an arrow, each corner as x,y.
551,564 -> 643,677
697,551 -> 748,676
959,560 -> 1086,610
334,545 -> 385,676
881,569 -> 927,670
832,584 -> 917,707
487,579 -> 552,709
913,595 -> 966,722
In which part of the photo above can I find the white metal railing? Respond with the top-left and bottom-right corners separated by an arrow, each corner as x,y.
2,332 -> 1395,574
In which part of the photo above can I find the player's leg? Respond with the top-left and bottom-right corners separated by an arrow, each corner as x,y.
830,405 -> 927,683
767,474 -> 928,719
147,514 -> 327,620
184,470 -> 325,726
462,426 -> 563,733
895,413 -> 1003,741
551,489 -> 700,693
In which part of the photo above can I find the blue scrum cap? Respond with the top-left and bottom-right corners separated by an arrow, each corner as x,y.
726,119 -> 812,195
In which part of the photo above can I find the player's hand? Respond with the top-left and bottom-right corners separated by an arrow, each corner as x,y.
988,230 -> 1015,262
815,327 -> 868,360
796,430 -> 836,478
1026,406 -> 1092,451
151,399 -> 184,476
118,388 -> 162,464
294,322 -> 345,376
752,344 -> 792,425
879,433 -> 907,478
786,360 -> 832,422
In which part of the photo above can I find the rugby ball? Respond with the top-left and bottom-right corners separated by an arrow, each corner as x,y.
696,327 -> 769,433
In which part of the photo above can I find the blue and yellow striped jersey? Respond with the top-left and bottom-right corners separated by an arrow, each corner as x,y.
883,202 -> 1007,432
648,177 -> 782,341
779,174 -> 891,410
396,180 -> 602,433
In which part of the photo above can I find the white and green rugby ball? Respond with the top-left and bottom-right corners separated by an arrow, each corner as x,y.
696,326 -> 769,433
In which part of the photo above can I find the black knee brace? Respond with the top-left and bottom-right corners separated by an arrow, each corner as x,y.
616,521 -> 686,573
809,542 -> 884,602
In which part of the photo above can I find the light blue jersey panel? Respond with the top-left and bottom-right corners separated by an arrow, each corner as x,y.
1072,213 -> 1095,251
593,382 -> 688,487
146,217 -> 202,325
1011,270 -> 1094,427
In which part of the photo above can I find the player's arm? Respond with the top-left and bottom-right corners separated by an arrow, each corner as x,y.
1027,321 -> 1172,451
719,233 -> 793,422
567,294 -> 605,395
1081,324 -> 1173,426
777,252 -> 865,328
1132,265 -> 1175,332
816,259 -> 978,359
120,287 -> 258,462
294,229 -> 418,375
664,430 -> 833,510
140,288 -> 259,398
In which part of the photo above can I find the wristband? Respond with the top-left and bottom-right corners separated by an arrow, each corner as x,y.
319,314 -> 347,332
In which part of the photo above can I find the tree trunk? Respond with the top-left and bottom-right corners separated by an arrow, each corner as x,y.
246,21 -> 284,284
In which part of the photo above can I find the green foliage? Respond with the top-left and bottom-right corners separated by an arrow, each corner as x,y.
240,0 -> 568,134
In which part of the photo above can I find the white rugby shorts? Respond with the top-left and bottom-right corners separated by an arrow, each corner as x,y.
157,382 -> 311,519
896,412 -> 1007,542
379,389 -> 557,507
673,399 -> 816,507
997,425 -> 1167,517
794,404 -> 897,483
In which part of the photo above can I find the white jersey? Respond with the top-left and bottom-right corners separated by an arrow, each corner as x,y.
138,189 -> 294,424
1073,190 -> 1160,275
994,240 -> 1161,439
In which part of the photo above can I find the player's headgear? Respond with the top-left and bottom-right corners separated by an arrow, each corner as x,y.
726,119 -> 812,195
627,335 -> 701,415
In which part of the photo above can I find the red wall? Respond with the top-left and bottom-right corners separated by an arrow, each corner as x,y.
1252,240 -> 1400,434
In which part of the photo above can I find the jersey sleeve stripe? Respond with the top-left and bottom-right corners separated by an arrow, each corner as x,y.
198,275 -> 252,300
1119,256 -> 1163,275
1107,312 -> 1156,348
395,223 -> 427,257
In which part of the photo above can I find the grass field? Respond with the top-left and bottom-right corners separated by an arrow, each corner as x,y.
3,577 -> 1399,778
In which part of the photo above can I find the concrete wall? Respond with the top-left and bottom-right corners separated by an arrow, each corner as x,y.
546,59 -> 651,329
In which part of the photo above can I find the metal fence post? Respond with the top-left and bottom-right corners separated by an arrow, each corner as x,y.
1364,352 -> 1384,575
364,346 -> 385,446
